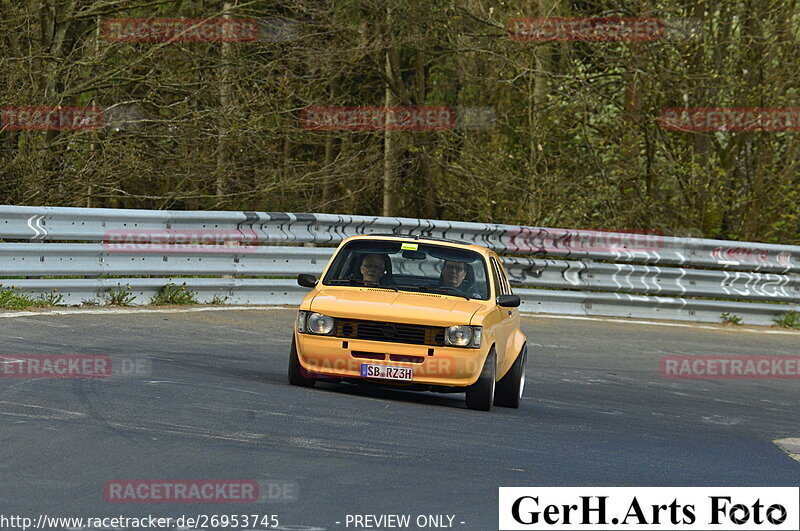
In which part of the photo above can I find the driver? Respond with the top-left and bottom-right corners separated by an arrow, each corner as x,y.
360,253 -> 390,285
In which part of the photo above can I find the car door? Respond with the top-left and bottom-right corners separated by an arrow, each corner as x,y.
489,256 -> 516,372
496,257 -> 520,359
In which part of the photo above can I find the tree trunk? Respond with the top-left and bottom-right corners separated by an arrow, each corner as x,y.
527,0 -> 556,223
321,79 -> 338,212
382,5 -> 399,217
217,1 -> 234,199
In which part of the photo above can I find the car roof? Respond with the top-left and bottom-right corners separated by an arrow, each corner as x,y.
340,233 -> 492,255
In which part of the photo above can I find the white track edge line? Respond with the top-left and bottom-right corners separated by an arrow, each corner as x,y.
520,313 -> 800,335
0,306 -> 286,319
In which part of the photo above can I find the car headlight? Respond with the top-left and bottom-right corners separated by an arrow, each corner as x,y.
445,325 -> 482,348
306,312 -> 335,335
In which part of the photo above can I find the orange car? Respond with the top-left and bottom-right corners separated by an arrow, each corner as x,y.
289,234 -> 527,411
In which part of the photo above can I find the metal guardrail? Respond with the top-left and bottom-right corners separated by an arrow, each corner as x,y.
503,258 -> 800,302
1,205 -> 798,326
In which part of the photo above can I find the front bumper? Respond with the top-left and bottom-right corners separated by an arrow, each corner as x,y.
294,331 -> 489,387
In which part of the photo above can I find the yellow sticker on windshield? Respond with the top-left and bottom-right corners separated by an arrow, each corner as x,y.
401,242 -> 419,251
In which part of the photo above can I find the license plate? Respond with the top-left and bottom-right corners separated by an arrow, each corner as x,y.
360,364 -> 413,381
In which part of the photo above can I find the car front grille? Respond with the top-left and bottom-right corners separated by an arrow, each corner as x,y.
333,318 -> 445,347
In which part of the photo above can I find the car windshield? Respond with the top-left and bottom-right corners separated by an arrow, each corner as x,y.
322,239 -> 490,300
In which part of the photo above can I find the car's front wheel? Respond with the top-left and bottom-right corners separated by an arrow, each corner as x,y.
494,342 -> 526,408
465,349 -> 495,411
288,336 -> 316,387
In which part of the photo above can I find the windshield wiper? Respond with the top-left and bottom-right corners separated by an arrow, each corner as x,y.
327,279 -> 398,291
327,278 -> 363,286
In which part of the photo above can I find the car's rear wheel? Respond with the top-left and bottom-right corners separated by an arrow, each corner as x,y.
465,349 -> 495,411
288,336 -> 316,387
494,342 -> 526,408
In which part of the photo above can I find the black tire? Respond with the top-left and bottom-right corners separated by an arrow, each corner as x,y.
465,349 -> 496,411
494,343 -> 526,408
288,336 -> 316,387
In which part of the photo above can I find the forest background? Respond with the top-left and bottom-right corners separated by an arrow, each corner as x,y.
2,0 -> 799,244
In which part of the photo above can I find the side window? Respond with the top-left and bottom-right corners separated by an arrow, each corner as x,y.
497,259 -> 512,295
490,257 -> 510,296
489,258 -> 502,297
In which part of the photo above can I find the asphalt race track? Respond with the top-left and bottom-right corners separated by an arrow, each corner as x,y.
1,308 -> 799,530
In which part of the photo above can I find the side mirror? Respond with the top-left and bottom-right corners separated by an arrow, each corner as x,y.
497,294 -> 520,308
297,274 -> 318,288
